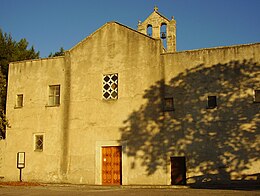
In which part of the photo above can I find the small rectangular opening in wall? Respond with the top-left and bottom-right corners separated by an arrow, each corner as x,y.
253,90 -> 260,103
164,97 -> 174,111
48,85 -> 60,106
15,94 -> 23,108
34,134 -> 44,152
207,96 -> 217,109
171,156 -> 186,185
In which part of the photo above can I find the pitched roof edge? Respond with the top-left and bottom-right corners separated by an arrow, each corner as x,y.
155,11 -> 170,22
142,10 -> 170,25
68,21 -> 156,52
68,22 -> 108,52
111,21 -> 157,40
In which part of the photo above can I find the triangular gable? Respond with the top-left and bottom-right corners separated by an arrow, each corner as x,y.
69,21 -> 156,53
141,10 -> 170,26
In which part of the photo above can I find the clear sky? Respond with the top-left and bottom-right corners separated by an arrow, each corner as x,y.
1,0 -> 260,57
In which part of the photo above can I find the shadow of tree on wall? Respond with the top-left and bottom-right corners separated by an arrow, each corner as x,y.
120,59 -> 260,184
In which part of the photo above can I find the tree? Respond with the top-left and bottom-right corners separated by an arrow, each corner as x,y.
0,29 -> 40,138
0,71 -> 7,139
48,47 -> 65,57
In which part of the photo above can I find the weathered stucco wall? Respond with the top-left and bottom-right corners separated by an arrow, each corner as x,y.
3,22 -> 165,185
5,57 -> 66,182
161,43 -> 260,184
3,19 -> 259,186
66,22 -> 164,184
0,140 -> 6,177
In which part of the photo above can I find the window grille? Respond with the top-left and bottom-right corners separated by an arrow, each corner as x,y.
103,73 -> 118,100
34,135 -> 43,151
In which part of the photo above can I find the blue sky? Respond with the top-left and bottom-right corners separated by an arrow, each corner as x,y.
1,0 -> 260,57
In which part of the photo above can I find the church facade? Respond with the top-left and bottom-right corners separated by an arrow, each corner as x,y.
0,8 -> 259,185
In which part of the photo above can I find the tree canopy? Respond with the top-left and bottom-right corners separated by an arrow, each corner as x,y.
0,29 -> 40,138
48,47 -> 65,57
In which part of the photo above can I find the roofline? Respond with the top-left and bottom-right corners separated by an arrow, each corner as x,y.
111,21 -> 157,40
69,21 -> 157,52
161,42 -> 260,55
10,21 -> 156,64
9,55 -> 65,65
141,10 -> 170,26
154,11 -> 170,22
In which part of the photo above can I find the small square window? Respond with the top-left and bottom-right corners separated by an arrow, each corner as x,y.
34,134 -> 43,152
164,97 -> 174,111
16,94 -> 23,108
103,73 -> 118,100
207,96 -> 217,109
48,85 -> 60,106
253,90 -> 260,103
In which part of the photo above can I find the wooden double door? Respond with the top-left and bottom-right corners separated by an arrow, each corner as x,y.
102,146 -> 122,185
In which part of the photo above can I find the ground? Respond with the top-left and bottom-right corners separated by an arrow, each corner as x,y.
0,183 -> 259,196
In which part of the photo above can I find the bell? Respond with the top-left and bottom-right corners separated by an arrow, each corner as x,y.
161,32 -> 166,39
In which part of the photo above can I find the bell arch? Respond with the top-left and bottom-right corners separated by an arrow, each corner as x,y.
137,7 -> 176,52
147,24 -> 153,37
160,23 -> 167,49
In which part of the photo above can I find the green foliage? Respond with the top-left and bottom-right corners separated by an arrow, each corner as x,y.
0,71 -> 6,111
0,109 -> 9,139
48,47 -> 65,57
0,29 -> 40,138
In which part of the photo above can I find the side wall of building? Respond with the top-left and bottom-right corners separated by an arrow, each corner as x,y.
4,57 -> 66,182
0,140 -> 6,178
162,43 -> 260,184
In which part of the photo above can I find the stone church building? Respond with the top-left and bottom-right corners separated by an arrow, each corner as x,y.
0,7 -> 259,185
